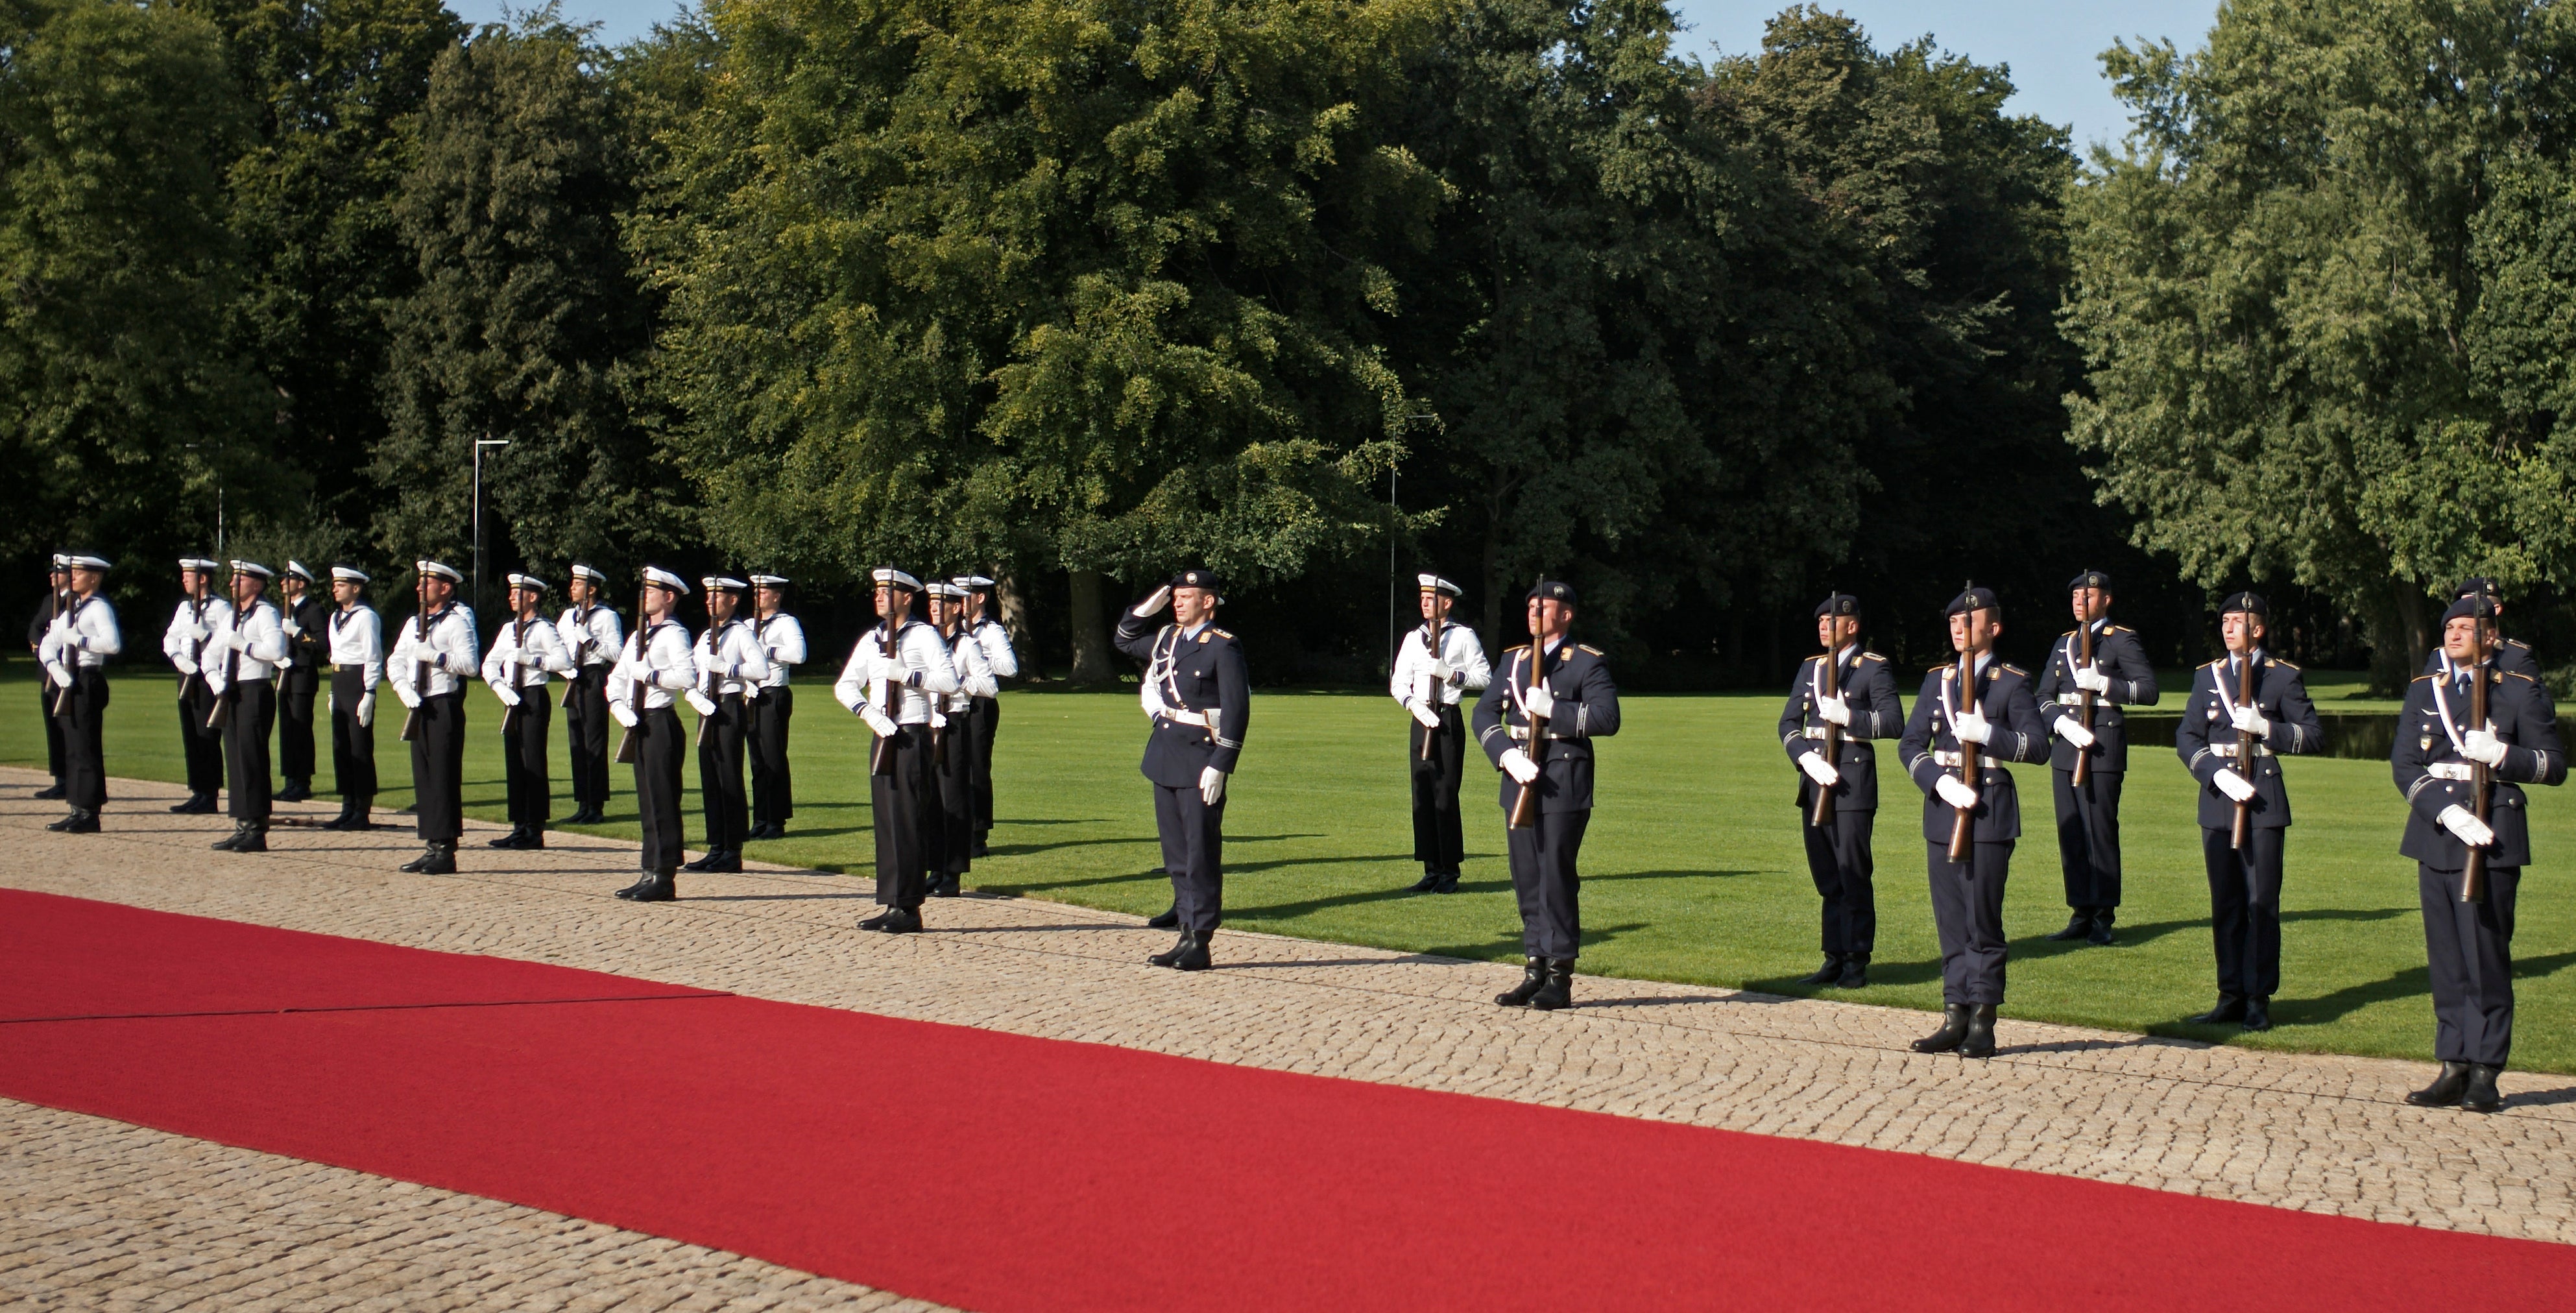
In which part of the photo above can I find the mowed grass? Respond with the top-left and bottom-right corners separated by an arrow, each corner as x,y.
10,664 -> 2575,1072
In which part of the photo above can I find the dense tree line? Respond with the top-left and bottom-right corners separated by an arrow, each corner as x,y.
8,0 -> 2573,686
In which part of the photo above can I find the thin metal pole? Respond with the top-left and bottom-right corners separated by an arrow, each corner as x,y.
1388,468 -> 1398,672
472,439 -> 483,620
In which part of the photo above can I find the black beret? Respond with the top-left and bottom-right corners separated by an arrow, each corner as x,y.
2067,570 -> 2113,592
2453,576 -> 2498,600
1526,579 -> 1578,608
2218,590 -> 2267,618
2442,595 -> 2501,623
1945,586 -> 1999,617
1169,568 -> 1222,594
1814,593 -> 1860,618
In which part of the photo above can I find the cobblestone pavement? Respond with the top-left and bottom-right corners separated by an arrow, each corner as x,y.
6,769 -> 2575,1306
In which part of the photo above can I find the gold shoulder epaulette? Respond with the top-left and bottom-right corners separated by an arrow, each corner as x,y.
1505,644 -> 1529,655
2411,673 -> 2434,683
2271,658 -> 2299,671
1862,651 -> 1885,662
1577,644 -> 1603,656
2108,625 -> 2132,635
1929,663 -> 1951,675
2507,670 -> 2537,684
2000,662 -> 2028,677
2060,627 -> 2080,638
1203,627 -> 1234,642
2203,658 -> 2226,671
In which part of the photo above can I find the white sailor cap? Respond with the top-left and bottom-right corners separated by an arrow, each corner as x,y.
416,560 -> 464,583
331,564 -> 370,583
62,553 -> 110,572
569,563 -> 608,585
1416,573 -> 1463,598
749,573 -> 791,588
180,556 -> 221,572
49,553 -> 67,570
701,574 -> 748,595
283,560 -> 316,583
926,581 -> 966,599
507,572 -> 549,592
871,567 -> 921,592
229,559 -> 275,580
641,565 -> 691,594
952,574 -> 995,590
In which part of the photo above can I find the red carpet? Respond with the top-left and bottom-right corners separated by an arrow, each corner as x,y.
3,889 -> 2570,1311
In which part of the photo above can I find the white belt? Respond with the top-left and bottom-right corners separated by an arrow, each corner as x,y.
2210,741 -> 2272,760
1159,708 -> 1212,729
2426,762 -> 2475,781
1802,727 -> 1860,741
1929,751 -> 2003,774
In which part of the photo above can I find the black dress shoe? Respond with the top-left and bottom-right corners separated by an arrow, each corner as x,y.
1797,955 -> 1842,986
928,874 -> 961,897
681,852 -> 717,872
1428,872 -> 1462,894
697,850 -> 740,873
1958,1004 -> 1998,1058
859,908 -> 896,930
1910,1005 -> 1971,1054
45,812 -> 76,831
2241,996 -> 2272,1032
276,779 -> 312,803
613,874 -> 657,900
399,850 -> 431,873
415,842 -> 456,875
627,871 -> 676,903
1146,904 -> 1179,930
2405,1061 -> 2471,1107
1495,958 -> 1546,1007
2462,1064 -> 2505,1113
211,823 -> 248,852
876,906 -> 921,934
488,829 -> 527,849
233,825 -> 268,854
970,841 -> 989,858
1526,958 -> 1574,1011
1409,871 -> 1441,893
2086,911 -> 2116,947
54,809 -> 98,834
520,830 -> 545,850
1150,931 -> 1198,967
1836,955 -> 1870,989
2045,910 -> 2093,941
1168,930 -> 1212,971
2187,994 -> 2246,1026
33,782 -> 66,801
171,793 -> 215,814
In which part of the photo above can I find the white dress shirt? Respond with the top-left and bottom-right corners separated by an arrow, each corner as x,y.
751,611 -> 806,690
1390,620 -> 1492,708
40,594 -> 121,679
328,604 -> 385,688
482,614 -> 574,705
385,604 -> 481,704
692,618 -> 773,697
941,624 -> 996,716
557,602 -> 623,669
833,621 -> 961,725
607,618 -> 697,712
162,596 -> 234,678
967,617 -> 1018,682
204,599 -> 291,694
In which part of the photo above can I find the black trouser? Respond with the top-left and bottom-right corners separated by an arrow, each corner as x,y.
1803,807 -> 1876,956
1409,706 -> 1467,873
1506,808 -> 1589,960
409,692 -> 466,843
221,681 -> 276,823
1153,778 -> 1227,933
632,706 -> 684,871
935,717 -> 974,874
329,667 -> 378,801
2202,826 -> 2286,998
2420,862 -> 2519,1067
1927,840 -> 2012,1005
60,668 -> 107,810
871,725 -> 938,908
967,694 -> 999,839
2052,767 -> 2125,910
278,664 -> 319,782
749,685 -> 793,828
501,693 -> 552,831
41,679 -> 64,779
697,693 -> 748,853
564,665 -> 611,810
178,676 -> 225,797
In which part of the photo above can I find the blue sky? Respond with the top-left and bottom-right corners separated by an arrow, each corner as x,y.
455,0 -> 2222,149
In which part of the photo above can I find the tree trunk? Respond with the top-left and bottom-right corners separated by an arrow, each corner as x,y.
2390,579 -> 2432,689
1068,568 -> 1115,684
996,572 -> 1035,679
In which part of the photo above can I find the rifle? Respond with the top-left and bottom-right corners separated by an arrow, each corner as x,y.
2464,581 -> 2496,903
398,570 -> 427,741
614,586 -> 645,765
2229,649 -> 2256,851
206,572 -> 238,732
47,579 -> 72,718
1946,641 -> 1978,864
1507,643 -> 1550,830
502,614 -> 528,738
1417,619 -> 1441,762
695,616 -> 728,750
1809,636 -> 1840,828
869,618 -> 898,776
2071,620 -> 2097,788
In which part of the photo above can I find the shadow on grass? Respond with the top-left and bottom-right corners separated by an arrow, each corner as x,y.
2245,948 -> 2576,1031
1589,869 -> 1761,884
1410,921 -> 1652,964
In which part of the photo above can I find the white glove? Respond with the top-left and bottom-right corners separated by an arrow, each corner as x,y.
2212,767 -> 2257,803
392,682 -> 421,711
494,683 -> 523,708
1816,692 -> 1851,727
1799,753 -> 1840,786
1521,679 -> 1556,719
2073,666 -> 2112,694
2230,705 -> 2270,736
280,616 -> 303,637
1410,701 -> 1441,728
2053,716 -> 2096,749
2439,804 -> 2496,847
608,699 -> 638,729
1500,747 -> 1539,784
1199,766 -> 1227,805
187,620 -> 211,642
1426,656 -> 1452,681
1935,774 -> 1980,810
47,662 -> 72,689
685,688 -> 717,717
326,691 -> 335,714
1131,585 -> 1172,618
860,705 -> 898,738
356,692 -> 375,727
1951,703 -> 1991,745
2462,729 -> 2510,767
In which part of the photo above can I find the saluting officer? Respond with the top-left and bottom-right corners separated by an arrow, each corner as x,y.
275,562 -> 330,802
2175,592 -> 2323,1033
1115,569 -> 1249,970
1391,573 -> 1492,893
162,557 -> 231,813
954,575 -> 1017,856
481,573 -> 572,850
1898,586 -> 2049,1058
386,560 -> 479,875
31,555 -> 69,800
322,566 -> 383,831
2422,577 -> 2540,679
1780,594 -> 1901,989
2032,570 -> 2160,946
835,568 -> 959,932
746,573 -> 806,839
558,564 -> 623,825
608,567 -> 697,901
39,554 -> 119,833
684,575 -> 769,874
2396,596 -> 2566,1113
927,582 -> 995,895
207,562 -> 290,854
1475,579 -> 1620,1011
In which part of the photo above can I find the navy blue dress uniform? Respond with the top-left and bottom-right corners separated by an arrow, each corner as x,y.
2394,597 -> 2566,1113
557,564 -> 624,825
386,561 -> 480,875
38,554 -> 120,832
1897,586 -> 2050,1057
479,575 -> 573,851
274,562 -> 329,802
1114,569 -> 1250,969
1390,573 -> 1493,893
2420,579 -> 2540,680
161,558 -> 231,812
2174,594 -> 2324,1032
1474,579 -> 1621,1011
1777,594 -> 1902,988
207,562 -> 291,854
746,575 -> 807,839
322,566 -> 384,832
610,568 -> 701,901
2031,572 -> 2160,945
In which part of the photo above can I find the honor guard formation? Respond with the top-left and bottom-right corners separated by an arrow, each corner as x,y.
21,554 -> 2566,1109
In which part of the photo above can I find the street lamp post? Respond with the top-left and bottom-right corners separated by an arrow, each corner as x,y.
472,437 -> 511,620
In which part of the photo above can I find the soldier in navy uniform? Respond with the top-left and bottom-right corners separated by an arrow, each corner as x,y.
1475,579 -> 1620,1012
274,562 -> 330,802
1390,572 -> 1491,893
2032,570 -> 2160,945
1899,586 -> 2049,1058
39,554 -> 119,833
832,568 -> 960,930
2174,592 -> 2324,1033
30,555 -> 69,799
2396,596 -> 2566,1113
1114,568 -> 1249,971
2421,578 -> 2540,679
1779,593 -> 1902,989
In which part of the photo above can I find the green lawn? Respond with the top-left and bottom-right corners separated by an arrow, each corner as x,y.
10,664 -> 2573,1072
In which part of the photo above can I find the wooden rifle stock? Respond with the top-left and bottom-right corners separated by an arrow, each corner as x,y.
612,588 -> 644,764
1508,645 -> 1548,830
206,577 -> 239,732
47,583 -> 73,717
503,615 -> 528,738
1946,648 -> 1977,863
1808,642 -> 1839,828
2464,583 -> 2496,902
398,572 -> 428,741
2230,654 -> 2255,850
868,623 -> 897,776
2071,622 -> 2097,787
1417,621 -> 1440,762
